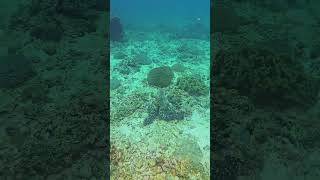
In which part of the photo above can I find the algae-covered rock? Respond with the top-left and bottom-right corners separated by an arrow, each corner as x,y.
147,66 -> 174,88
214,47 -> 320,108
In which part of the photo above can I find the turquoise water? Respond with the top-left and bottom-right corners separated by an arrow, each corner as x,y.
110,0 -> 210,179
111,0 -> 210,29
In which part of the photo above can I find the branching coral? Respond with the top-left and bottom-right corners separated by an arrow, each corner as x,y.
111,92 -> 148,123
176,75 -> 208,96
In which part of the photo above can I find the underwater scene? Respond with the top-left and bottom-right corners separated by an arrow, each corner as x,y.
212,0 -> 320,179
0,0 -> 109,179
1,0 -> 320,179
110,0 -> 210,179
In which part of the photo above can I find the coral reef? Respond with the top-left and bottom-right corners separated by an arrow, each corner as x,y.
0,1 -> 109,179
211,87 -> 262,178
111,92 -> 148,123
113,51 -> 127,60
114,58 -> 141,75
166,87 -> 189,108
214,47 -> 320,108
143,89 -> 185,126
132,53 -> 152,65
1,87 -> 108,179
176,75 -> 208,96
114,53 -> 152,74
110,133 -> 209,179
147,66 -> 174,88
0,54 -> 36,88
56,0 -> 104,15
9,0 -> 102,40
211,2 -> 243,33
211,0 -> 320,179
171,63 -> 186,72
176,43 -> 202,63
30,22 -> 63,41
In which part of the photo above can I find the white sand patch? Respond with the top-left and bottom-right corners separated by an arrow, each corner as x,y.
182,110 -> 210,167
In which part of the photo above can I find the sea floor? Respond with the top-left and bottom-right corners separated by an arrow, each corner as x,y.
110,29 -> 210,179
0,10 -> 109,179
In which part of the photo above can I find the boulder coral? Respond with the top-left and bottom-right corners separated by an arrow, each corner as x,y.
147,66 -> 174,88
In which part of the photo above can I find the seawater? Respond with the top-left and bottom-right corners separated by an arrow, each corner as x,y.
110,0 -> 211,179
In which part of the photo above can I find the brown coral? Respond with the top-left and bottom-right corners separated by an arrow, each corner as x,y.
147,66 -> 174,88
